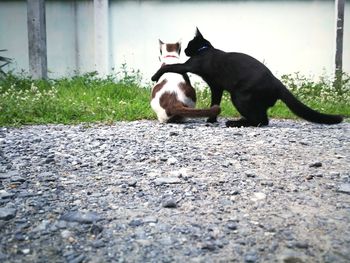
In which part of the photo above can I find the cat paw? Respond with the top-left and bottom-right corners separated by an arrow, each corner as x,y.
207,117 -> 217,123
226,119 -> 251,127
225,120 -> 242,127
151,74 -> 160,82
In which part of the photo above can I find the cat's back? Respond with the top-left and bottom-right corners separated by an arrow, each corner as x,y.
210,49 -> 273,77
153,72 -> 195,105
227,51 -> 269,70
159,73 -> 187,91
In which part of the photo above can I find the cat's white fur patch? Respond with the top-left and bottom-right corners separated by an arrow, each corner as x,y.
151,51 -> 195,123
151,72 -> 195,123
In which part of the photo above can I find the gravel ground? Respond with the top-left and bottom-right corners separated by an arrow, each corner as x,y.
0,119 -> 349,263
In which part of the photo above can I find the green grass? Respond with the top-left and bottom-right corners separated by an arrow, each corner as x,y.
0,69 -> 349,126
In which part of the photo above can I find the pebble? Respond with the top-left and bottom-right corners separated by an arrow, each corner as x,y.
129,219 -> 144,227
162,198 -> 178,208
154,177 -> 181,186
337,183 -> 350,194
60,211 -> 102,224
309,162 -> 322,168
244,251 -> 258,263
201,241 -> 217,251
226,221 -> 238,231
68,254 -> 85,263
0,208 -> 16,220
167,157 -> 178,165
305,174 -> 314,180
39,172 -> 57,182
127,179 -> 137,187
294,241 -> 309,249
251,192 -> 266,201
10,176 -> 26,183
33,220 -> 50,232
0,120 -> 349,262
89,224 -> 103,236
0,190 -> 14,199
279,250 -> 306,263
21,248 -> 30,255
61,230 -> 73,239
0,170 -> 19,179
143,216 -> 158,224
245,171 -> 257,178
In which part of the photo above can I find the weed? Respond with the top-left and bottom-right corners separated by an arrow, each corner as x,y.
0,69 -> 349,126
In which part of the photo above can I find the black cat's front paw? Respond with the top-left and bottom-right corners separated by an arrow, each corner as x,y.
151,73 -> 160,82
207,117 -> 217,123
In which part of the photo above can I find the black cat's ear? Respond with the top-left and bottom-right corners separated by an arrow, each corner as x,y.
177,39 -> 182,54
159,39 -> 164,54
177,39 -> 182,47
196,27 -> 203,38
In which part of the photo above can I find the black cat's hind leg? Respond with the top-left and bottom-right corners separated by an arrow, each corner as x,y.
226,118 -> 250,127
226,103 -> 269,127
249,109 -> 269,127
207,87 -> 224,123
226,116 -> 269,127
226,114 -> 269,127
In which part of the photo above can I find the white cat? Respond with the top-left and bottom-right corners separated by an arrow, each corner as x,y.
151,40 -> 220,123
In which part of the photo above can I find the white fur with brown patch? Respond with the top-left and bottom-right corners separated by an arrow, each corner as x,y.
151,41 -> 195,123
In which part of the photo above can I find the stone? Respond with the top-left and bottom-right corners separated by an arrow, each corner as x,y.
14,233 -> 26,241
129,219 -> 144,227
0,190 -> 14,199
154,177 -> 181,186
89,224 -> 103,236
337,183 -> 350,194
244,251 -> 258,263
305,175 -> 314,180
309,162 -> 322,168
68,254 -> 85,263
33,220 -> 50,232
61,230 -> 73,239
91,240 -> 105,248
127,179 -> 137,187
226,221 -> 238,230
60,211 -> 102,224
21,248 -> 30,255
143,216 -> 158,224
279,252 -> 305,263
201,241 -> 216,251
251,192 -> 266,201
0,208 -> 16,220
0,170 -> 19,179
162,198 -> 177,208
167,157 -> 178,165
39,172 -> 57,182
245,171 -> 256,178
294,242 -> 309,249
10,176 -> 26,183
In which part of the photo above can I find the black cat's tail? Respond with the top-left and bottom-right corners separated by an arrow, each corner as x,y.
168,105 -> 221,119
278,83 -> 343,124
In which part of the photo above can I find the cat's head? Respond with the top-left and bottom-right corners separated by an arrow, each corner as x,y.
159,40 -> 181,63
185,28 -> 213,57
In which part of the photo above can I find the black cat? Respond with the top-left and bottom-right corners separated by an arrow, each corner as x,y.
152,28 -> 343,127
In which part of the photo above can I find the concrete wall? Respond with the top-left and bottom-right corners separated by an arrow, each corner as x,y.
0,0 -> 349,79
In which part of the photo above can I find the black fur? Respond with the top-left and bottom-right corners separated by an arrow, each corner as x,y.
152,28 -> 343,127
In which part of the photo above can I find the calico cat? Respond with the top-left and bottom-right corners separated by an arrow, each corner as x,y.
152,28 -> 343,127
151,40 -> 221,123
